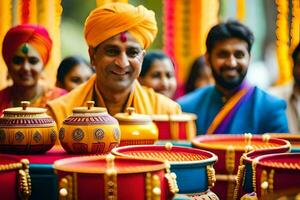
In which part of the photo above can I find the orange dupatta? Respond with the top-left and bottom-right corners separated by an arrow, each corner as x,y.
206,87 -> 251,134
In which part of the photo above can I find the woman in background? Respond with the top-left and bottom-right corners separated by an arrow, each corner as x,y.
138,51 -> 177,99
56,55 -> 94,92
0,24 -> 67,115
185,55 -> 214,94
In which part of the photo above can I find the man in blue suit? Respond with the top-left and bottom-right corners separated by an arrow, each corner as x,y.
177,20 -> 288,135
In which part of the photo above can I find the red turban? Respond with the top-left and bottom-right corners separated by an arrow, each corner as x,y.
2,24 -> 52,66
84,3 -> 157,49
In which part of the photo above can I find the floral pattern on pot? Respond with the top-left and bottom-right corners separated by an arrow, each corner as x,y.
15,131 -> 24,142
94,128 -> 105,140
72,128 -> 84,142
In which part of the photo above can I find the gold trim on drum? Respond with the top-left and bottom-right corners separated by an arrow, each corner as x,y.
104,154 -> 117,200
152,175 -> 162,200
19,159 -> 31,200
146,173 -> 162,200
207,165 -> 216,188
233,154 -> 247,200
226,145 -> 235,174
54,155 -> 167,174
260,169 -> 275,199
145,172 -> 152,200
0,158 -> 31,200
252,160 -> 258,193
233,164 -> 246,200
58,175 -> 73,200
165,172 -> 179,194
0,161 -> 22,171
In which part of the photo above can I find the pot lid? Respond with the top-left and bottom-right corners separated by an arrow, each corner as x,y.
3,101 -> 46,114
72,101 -> 107,113
114,107 -> 151,124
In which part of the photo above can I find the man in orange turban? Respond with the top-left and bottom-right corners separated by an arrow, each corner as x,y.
0,24 -> 67,115
47,3 -> 181,128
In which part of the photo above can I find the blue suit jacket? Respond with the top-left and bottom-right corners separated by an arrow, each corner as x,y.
177,86 -> 289,135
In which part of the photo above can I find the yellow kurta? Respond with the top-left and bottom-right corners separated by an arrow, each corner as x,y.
46,75 -> 181,128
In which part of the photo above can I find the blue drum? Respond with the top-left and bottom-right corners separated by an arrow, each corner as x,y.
112,144 -> 218,195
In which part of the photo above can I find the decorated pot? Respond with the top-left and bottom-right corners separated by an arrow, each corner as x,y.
112,143 -> 218,197
0,155 -> 31,200
59,101 -> 120,154
192,133 -> 291,200
151,113 -> 197,141
114,107 -> 158,146
0,101 -> 57,154
54,154 -> 178,200
241,153 -> 300,199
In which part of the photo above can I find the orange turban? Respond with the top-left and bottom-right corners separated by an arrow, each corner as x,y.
84,3 -> 157,49
2,24 -> 52,66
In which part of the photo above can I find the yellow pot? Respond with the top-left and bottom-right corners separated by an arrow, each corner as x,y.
59,101 -> 120,154
114,107 -> 158,146
0,101 -> 57,154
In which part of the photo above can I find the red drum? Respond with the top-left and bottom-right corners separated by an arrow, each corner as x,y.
54,154 -> 178,200
250,153 -> 300,199
112,144 -> 218,197
151,113 -> 197,140
192,134 -> 291,200
234,145 -> 291,200
0,155 -> 31,200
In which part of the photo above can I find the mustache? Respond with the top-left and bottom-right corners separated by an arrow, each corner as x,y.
220,66 -> 242,73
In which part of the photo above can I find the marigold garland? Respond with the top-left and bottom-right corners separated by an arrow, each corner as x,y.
290,0 -> 300,53
39,0 -> 63,86
16,0 -> 37,24
236,0 -> 245,22
0,0 -> 12,89
275,0 -> 292,85
21,0 -> 30,23
163,0 -> 219,86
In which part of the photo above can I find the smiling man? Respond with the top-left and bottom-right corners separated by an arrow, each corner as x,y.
178,20 -> 288,135
47,3 -> 181,128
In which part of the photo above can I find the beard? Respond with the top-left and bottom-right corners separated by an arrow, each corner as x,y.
211,66 -> 247,90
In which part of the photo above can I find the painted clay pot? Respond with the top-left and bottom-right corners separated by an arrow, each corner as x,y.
59,101 -> 120,154
151,113 -> 197,141
0,155 -> 31,200
0,101 -> 57,154
54,154 -> 178,200
112,143 -> 218,197
192,134 -> 291,200
114,107 -> 158,146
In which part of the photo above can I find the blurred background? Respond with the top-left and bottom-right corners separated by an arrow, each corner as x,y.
0,0 -> 299,93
